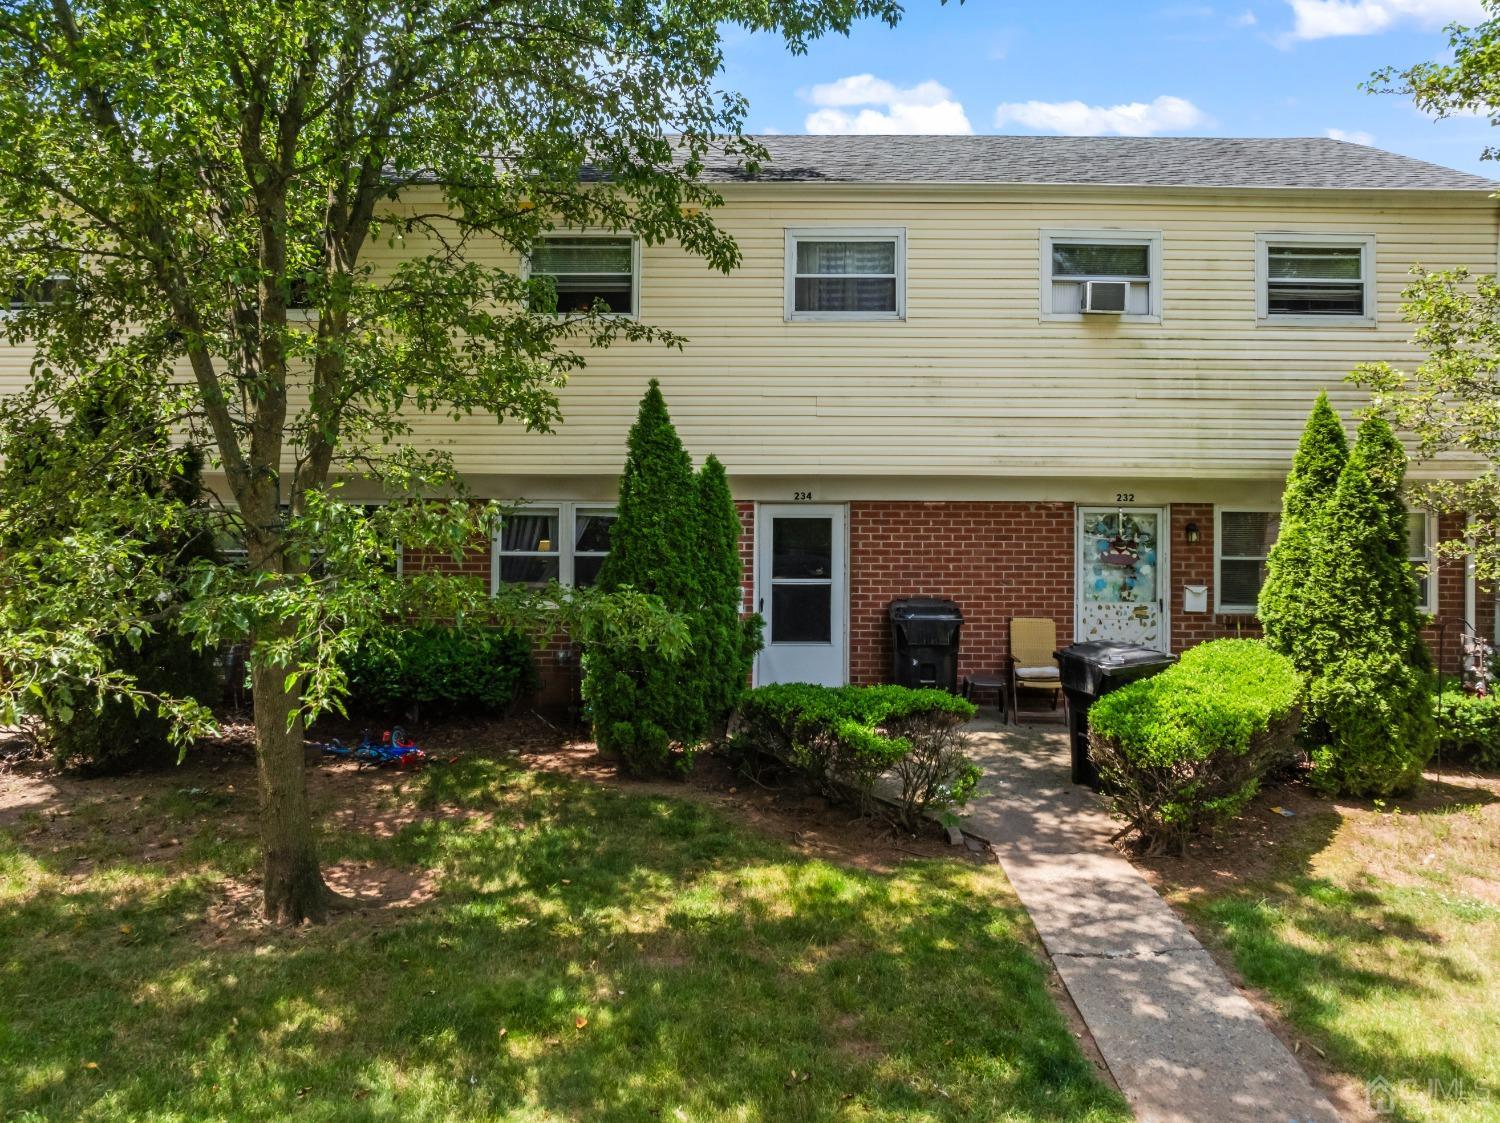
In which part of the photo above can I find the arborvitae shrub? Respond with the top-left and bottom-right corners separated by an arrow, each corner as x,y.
1260,391 -> 1348,666
695,455 -> 763,729
1301,453 -> 1436,795
583,381 -> 716,774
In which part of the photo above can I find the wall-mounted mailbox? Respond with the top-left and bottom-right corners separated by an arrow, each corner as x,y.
1183,584 -> 1209,614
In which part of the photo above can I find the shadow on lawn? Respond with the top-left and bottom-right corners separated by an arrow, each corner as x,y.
1177,777 -> 1500,1122
0,757 -> 1129,1123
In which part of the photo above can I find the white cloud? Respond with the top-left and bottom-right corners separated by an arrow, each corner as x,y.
802,74 -> 974,134
993,95 -> 1210,136
1325,126 -> 1376,145
1234,9 -> 1259,25
1285,0 -> 1485,42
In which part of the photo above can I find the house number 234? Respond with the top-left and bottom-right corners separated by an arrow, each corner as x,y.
793,491 -> 814,501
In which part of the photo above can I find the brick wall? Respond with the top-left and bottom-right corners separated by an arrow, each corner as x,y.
737,501 -> 755,615
847,501 -> 1075,685
1424,510 -> 1469,675
1169,502 -> 1261,652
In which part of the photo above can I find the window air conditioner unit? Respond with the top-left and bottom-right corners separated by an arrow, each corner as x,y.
1083,280 -> 1129,314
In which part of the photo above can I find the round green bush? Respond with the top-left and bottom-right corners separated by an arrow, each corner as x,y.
1088,639 -> 1302,853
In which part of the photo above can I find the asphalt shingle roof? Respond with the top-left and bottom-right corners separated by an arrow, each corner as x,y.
690,136 -> 1495,191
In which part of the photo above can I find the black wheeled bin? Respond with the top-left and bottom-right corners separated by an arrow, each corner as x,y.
889,598 -> 963,692
1055,642 -> 1177,789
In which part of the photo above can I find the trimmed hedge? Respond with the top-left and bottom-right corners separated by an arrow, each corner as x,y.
1088,639 -> 1302,854
731,683 -> 980,829
342,626 -> 537,718
1434,682 -> 1500,771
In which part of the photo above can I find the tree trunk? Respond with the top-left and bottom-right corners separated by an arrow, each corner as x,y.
252,655 -> 335,924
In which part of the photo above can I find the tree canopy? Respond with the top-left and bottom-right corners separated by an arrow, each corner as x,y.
0,0 -> 915,921
1359,2 -> 1500,585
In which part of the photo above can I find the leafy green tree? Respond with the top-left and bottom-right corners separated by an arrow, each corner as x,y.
0,0 -> 904,922
1259,392 -> 1349,665
696,454 -> 763,729
1358,9 -> 1500,584
1300,456 -> 1435,795
0,378 -> 221,772
585,381 -> 709,774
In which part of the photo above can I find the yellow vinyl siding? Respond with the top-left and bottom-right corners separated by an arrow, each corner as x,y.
4,183 -> 1497,485
385,184 -> 1499,481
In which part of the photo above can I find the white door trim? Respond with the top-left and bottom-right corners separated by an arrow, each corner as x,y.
753,503 -> 850,686
1074,505 -> 1172,652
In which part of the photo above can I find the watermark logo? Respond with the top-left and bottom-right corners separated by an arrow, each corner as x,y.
1365,1076 -> 1397,1116
1364,1074 -> 1491,1115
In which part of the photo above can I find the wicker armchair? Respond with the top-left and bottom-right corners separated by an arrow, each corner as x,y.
1007,617 -> 1061,723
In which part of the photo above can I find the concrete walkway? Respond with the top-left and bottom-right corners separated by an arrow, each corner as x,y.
960,716 -> 1340,1123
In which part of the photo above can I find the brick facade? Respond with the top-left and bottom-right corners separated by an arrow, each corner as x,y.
408,499 -> 1482,710
846,501 -> 1075,685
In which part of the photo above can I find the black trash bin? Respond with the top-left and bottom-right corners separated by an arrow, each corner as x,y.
1055,642 -> 1177,789
889,598 -> 963,692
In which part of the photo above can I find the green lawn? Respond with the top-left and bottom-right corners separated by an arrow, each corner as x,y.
1162,774 -> 1500,1123
0,754 -> 1127,1122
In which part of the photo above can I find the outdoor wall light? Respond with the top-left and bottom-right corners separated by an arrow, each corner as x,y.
1184,522 -> 1201,544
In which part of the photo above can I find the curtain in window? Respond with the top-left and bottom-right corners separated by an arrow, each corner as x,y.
795,240 -> 896,276
500,512 -> 559,584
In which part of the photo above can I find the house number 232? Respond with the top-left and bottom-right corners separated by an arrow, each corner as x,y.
1115,492 -> 1135,503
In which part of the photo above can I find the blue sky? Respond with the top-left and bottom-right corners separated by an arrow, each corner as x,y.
719,0 -> 1495,175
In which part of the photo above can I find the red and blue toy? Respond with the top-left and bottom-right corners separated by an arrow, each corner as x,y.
321,726 -> 429,769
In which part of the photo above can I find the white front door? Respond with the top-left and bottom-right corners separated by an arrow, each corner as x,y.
755,504 -> 847,686
1076,506 -> 1170,649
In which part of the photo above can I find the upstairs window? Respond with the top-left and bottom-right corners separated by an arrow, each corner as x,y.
1257,234 -> 1374,324
529,236 -> 638,316
1216,510 -> 1281,613
1041,231 -> 1160,320
785,228 -> 905,320
6,273 -> 68,312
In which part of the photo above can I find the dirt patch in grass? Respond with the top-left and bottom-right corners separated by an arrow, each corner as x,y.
1,711 -> 980,927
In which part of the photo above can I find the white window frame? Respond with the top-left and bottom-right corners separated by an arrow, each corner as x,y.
491,502 -> 617,592
1214,507 -> 1281,614
784,227 -> 906,322
3,271 -> 70,318
1409,509 -> 1437,616
1040,229 -> 1162,323
1213,507 -> 1436,615
524,232 -> 641,320
1255,232 -> 1376,327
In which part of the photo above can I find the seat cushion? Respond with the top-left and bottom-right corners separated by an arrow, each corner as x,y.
1015,666 -> 1061,682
